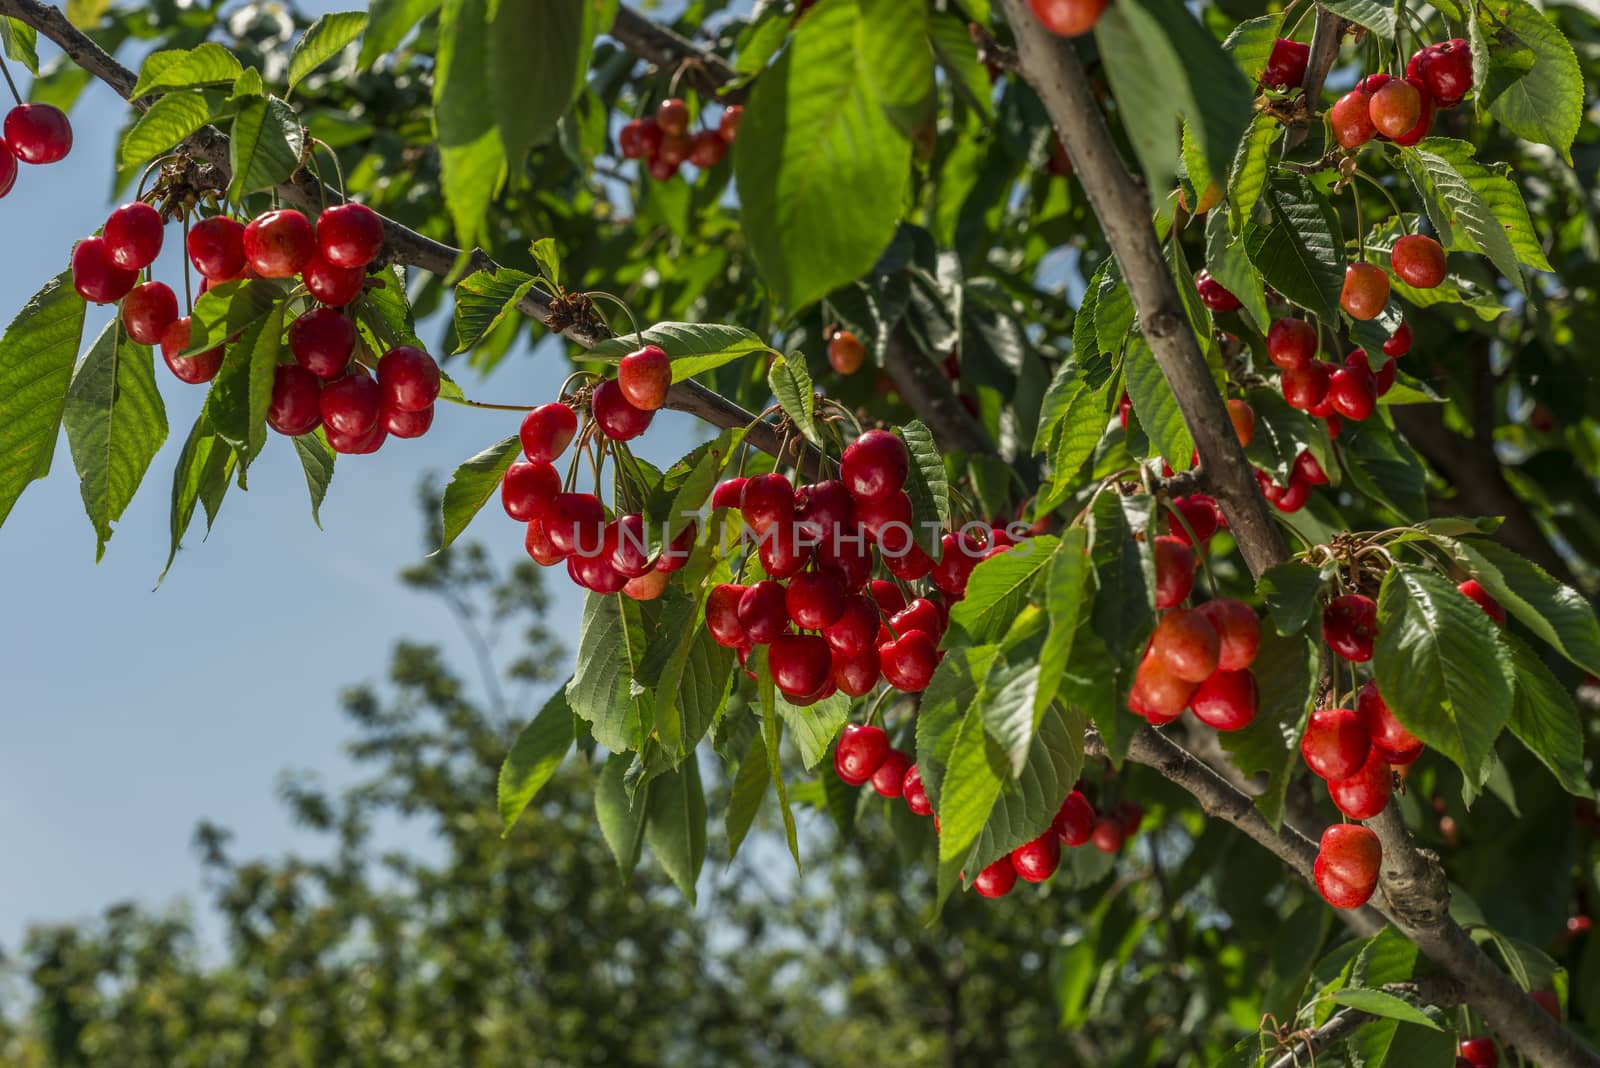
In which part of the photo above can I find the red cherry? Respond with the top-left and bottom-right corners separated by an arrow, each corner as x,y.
301,253 -> 366,306
1118,392 -> 1131,432
879,629 -> 939,692
706,584 -> 750,648
319,370 -> 382,437
903,765 -> 933,816
1346,349 -> 1395,397
1530,990 -> 1561,1021
718,105 -> 742,143
624,570 -> 671,601
524,518 -> 563,565
591,379 -> 652,441
656,97 -> 689,137
1090,816 -> 1126,854
1457,1036 -> 1498,1068
832,646 -> 881,697
316,202 -> 385,268
376,345 -> 440,412
1267,319 -> 1317,370
1410,39 -> 1473,107
1368,79 -> 1422,139
1127,651 -> 1196,725
1027,0 -> 1107,37
1262,37 -> 1310,90
1328,366 -> 1378,422
931,531 -> 987,598
243,209 -> 315,278
1356,680 -> 1423,765
0,140 -> 15,196
1330,88 -> 1378,148
1294,450 -> 1328,485
1011,833 -> 1061,883
1282,360 -> 1331,412
737,580 -> 790,644
1195,269 -> 1241,312
4,103 -> 71,163
520,402 -> 578,463
600,513 -> 653,579
740,472 -> 796,534
654,521 -> 697,573
1054,790 -> 1095,846
382,402 -> 432,438
103,202 -> 164,270
1228,398 -> 1257,447
619,119 -> 649,159
787,569 -> 847,630
890,598 -> 945,643
1383,323 -> 1413,358
827,330 -> 866,375
841,429 -> 909,502
1196,599 -> 1261,671
972,855 -> 1018,898
71,237 -> 137,304
1314,824 -> 1381,909
159,317 -> 223,384
870,749 -> 912,798
1328,748 -> 1392,819
1190,669 -> 1257,731
501,461 -> 561,521
186,216 -> 248,280
1273,475 -> 1312,513
1150,608 -> 1221,683
1301,707 -> 1371,780
815,531 -> 872,589
647,154 -> 679,181
567,551 -> 627,593
617,344 -> 671,411
834,723 -> 889,784
1323,593 -> 1378,662
325,418 -> 386,455
823,595 -> 878,656
289,307 -> 356,379
1167,494 -> 1220,545
1341,263 -> 1391,320
796,479 -> 855,541
1153,535 -> 1196,610
711,477 -> 747,510
266,364 -> 322,436
1456,578 -> 1506,625
688,129 -> 726,169
1391,234 -> 1447,289
857,489 -> 914,547
871,580 -> 907,618
1388,83 -> 1435,146
544,492 -> 606,558
121,281 -> 179,346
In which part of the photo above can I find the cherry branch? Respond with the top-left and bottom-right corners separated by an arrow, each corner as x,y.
1263,978 -> 1463,1068
1001,5 -> 1598,1063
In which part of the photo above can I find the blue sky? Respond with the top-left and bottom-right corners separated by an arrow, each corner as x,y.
0,19 -> 708,948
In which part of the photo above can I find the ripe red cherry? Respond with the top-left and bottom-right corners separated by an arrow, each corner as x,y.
718,105 -> 742,143
1027,0 -> 1107,37
1457,578 -> 1506,625
1196,598 -> 1261,671
1328,365 -> 1378,421
618,119 -> 649,159
0,141 -> 15,197
740,472 -> 795,534
1262,37 -> 1310,89
795,479 -> 854,540
1128,651 -> 1196,725
1190,669 -> 1257,731
617,344 -> 671,411
1167,494 -> 1219,545
186,216 -> 248,280
1330,88 -> 1378,148
301,253 -> 366,306
1328,749 -> 1393,819
1314,824 -> 1381,909
1090,816 -> 1125,854
1457,1037 -> 1498,1068
857,489 -> 913,547
544,492 -> 606,557
1153,535 -> 1196,610
654,520 -> 697,573
705,583 -> 750,648
103,202 -> 164,270
832,646 -> 880,697
787,569 -> 847,630
712,477 -> 747,510
890,598 -> 945,643
4,103 -> 72,163
325,419 -> 386,455
1281,359 -> 1331,412
841,429 -> 909,501
1116,801 -> 1143,837
823,595 -> 879,656
568,551 -> 627,593
688,130 -> 726,168
931,531 -> 986,598
816,532 -> 871,589
623,570 -> 671,601
903,765 -> 932,815
316,202 -> 385,268
737,580 -> 790,644
592,378 -> 653,441
1301,706 -> 1371,780
834,723 -> 889,785
266,364 -> 322,435
870,749 -> 912,798
1368,79 -> 1422,139
1356,681 -> 1423,765
647,154 -> 679,181
827,330 -> 866,375
1194,269 -> 1241,312
1323,593 -> 1379,662
1054,790 -> 1095,846
381,401 -> 432,440
1389,84 -> 1435,146
757,525 -> 815,578
71,237 -> 137,304
289,307 -> 355,379
243,209 -> 316,278
501,461 -> 561,521
880,629 -> 939,692
1341,263 -> 1390,320
871,580 -> 907,618
1150,608 -> 1221,683
1410,39 -> 1473,107
376,345 -> 440,412
601,513 -> 653,579
1011,833 -> 1061,883
1345,349 -> 1395,397
1391,234 -> 1447,289
520,402 -> 578,463
1294,449 -> 1329,485
1383,322 -> 1413,358
656,97 -> 689,137
121,281 -> 179,345
320,370 -> 382,437
159,317 -> 223,384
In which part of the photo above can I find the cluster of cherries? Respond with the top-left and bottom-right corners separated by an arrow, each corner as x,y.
69,193 -> 441,455
834,724 -> 1142,899
0,99 -> 72,197
1331,38 -> 1473,151
618,98 -> 740,182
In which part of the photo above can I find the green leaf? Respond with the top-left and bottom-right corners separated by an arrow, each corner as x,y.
1329,988 -> 1443,1029
291,429 -> 334,528
65,0 -> 109,27
287,11 -> 366,94
1480,0 -> 1583,161
1404,142 -> 1529,295
641,430 -> 740,556
1036,366 -> 1108,508
725,729 -> 770,859
755,647 -> 802,871
1085,493 -> 1156,764
434,0 -> 506,254
1340,412 -> 1427,522
498,687 -> 575,833
1504,634 -> 1591,797
768,354 -> 822,446
857,0 -> 935,134
1373,565 -> 1515,785
589,321 -> 770,382
1245,176 -> 1344,321
594,752 -> 648,880
62,322 -> 167,560
1244,385 -> 1327,486
452,268 -> 537,353
117,90 -> 215,170
1219,627 -> 1319,826
160,412 -> 233,582
229,96 -> 304,201
131,43 -> 243,97
735,0 -> 912,310
1122,335 -> 1194,470
643,756 -> 706,904
566,592 -> 652,752
1318,0 -> 1395,36
635,587 -> 734,759
1440,536 -> 1600,678
1413,137 -> 1551,273
489,0 -> 616,166
1205,209 -> 1267,332
949,535 -> 1060,645
202,305 -> 283,467
182,279 -> 282,355
1220,13 -> 1282,84
1035,529 -> 1090,720
360,0 -> 440,65
0,17 -> 39,75
775,691 -> 852,772
901,419 -> 950,541
917,645 -> 1000,811
928,11 -> 990,117
1228,114 -> 1278,232
1257,559 -> 1325,636
438,435 -> 520,550
977,610 -> 1048,777
0,271 -> 86,529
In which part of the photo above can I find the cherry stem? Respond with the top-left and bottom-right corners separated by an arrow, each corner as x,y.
437,395 -> 535,413
1349,179 -> 1366,260
863,684 -> 897,729
586,289 -> 643,346
1164,499 -> 1219,595
1282,2 -> 1314,43
180,214 -> 193,311
310,138 -> 346,204
0,53 -> 21,107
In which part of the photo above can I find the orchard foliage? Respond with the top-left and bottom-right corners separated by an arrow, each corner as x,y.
2,0 -> 1600,1061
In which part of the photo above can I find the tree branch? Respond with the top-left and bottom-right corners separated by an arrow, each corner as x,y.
883,325 -> 995,456
608,8 -> 743,102
1264,978 -> 1463,1068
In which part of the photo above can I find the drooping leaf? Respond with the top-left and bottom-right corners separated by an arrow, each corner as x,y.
594,752 -> 648,880
130,43 -> 243,97
589,321 -> 770,381
1404,142 -> 1529,295
118,90 -> 216,169
776,691 -> 852,772
901,418 -> 950,541
438,435 -> 521,550
498,687 -> 575,833
0,17 -> 39,75
1035,528 -> 1090,720
635,587 -> 734,760
1219,626 -> 1320,827
754,647 -> 802,871
287,11 -> 367,94
160,412 -> 232,581
359,0 -> 441,65
1479,0 -> 1584,162
976,608 -> 1048,777
434,0 -> 506,254
768,354 -> 822,446
452,268 -> 538,354
201,305 -> 283,467
1122,335 -> 1195,470
488,0 -> 617,166
566,592 -> 652,752
643,756 -> 707,904
0,272 -> 86,528
1440,536 -> 1600,678
948,535 -> 1060,645
1504,634 -> 1591,798
1245,176 -> 1344,321
182,279 -> 282,354
725,729 -> 770,859
1413,137 -> 1551,273
229,96 -> 304,201
291,428 -> 334,528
